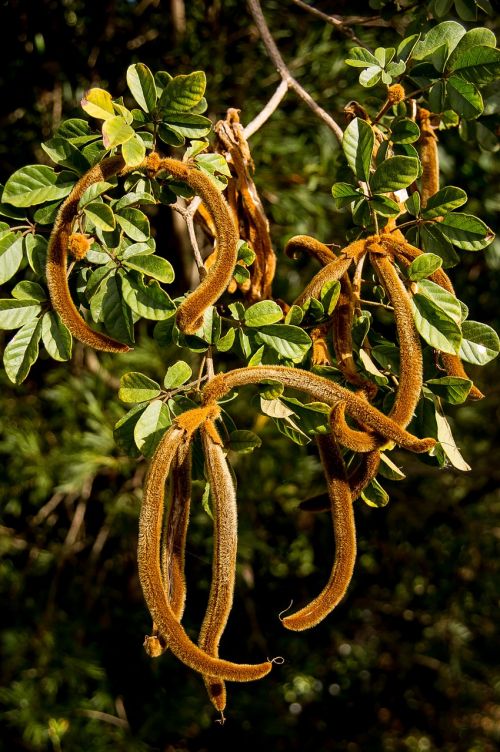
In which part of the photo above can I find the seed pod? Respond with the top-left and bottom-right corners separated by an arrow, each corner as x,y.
198,419 -> 238,712
285,235 -> 337,266
417,108 -> 439,207
282,435 -> 356,631
138,422 -> 272,682
298,450 -> 381,512
293,239 -> 367,308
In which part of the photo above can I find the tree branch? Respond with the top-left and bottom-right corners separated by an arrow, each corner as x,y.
290,0 -> 366,47
247,0 -> 344,145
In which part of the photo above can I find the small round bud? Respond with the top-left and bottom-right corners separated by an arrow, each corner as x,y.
68,233 -> 92,260
387,84 -> 405,104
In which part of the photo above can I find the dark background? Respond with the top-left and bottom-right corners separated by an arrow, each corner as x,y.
0,2 -> 499,750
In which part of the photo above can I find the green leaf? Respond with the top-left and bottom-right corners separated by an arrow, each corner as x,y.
157,124 -> 185,147
121,241 -> 154,259
371,194 -> 401,217
439,213 -> 494,250
345,47 -> 379,67
413,21 -> 466,61
195,153 -> 231,178
410,294 -> 462,354
455,0 -> 477,21
379,453 -> 406,481
162,113 -> 212,139
405,192 -> 421,217
84,202 -> 116,231
123,253 -> 174,283
0,299 -> 41,329
361,478 -> 389,508
41,311 -> 72,361
116,207 -> 150,241
370,156 -> 419,193
216,327 -> 236,352
407,253 -> 443,281
11,281 -> 47,302
3,317 -> 42,384
244,300 -> 284,327
198,306 -> 221,345
359,66 -> 382,87
2,165 -> 74,207
428,392 -> 471,471
159,71 -> 206,112
41,137 -> 91,174
447,77 -> 483,119
419,223 -> 459,267
450,45 -> 500,85
227,430 -> 262,454
446,27 -> 497,70
459,321 -> 500,365
102,116 -> 135,149
126,63 -> 157,113
114,404 -> 146,457
426,376 -> 472,404
342,118 -> 374,182
163,361 -> 192,389
122,133 -> 147,167
119,371 -> 161,403
0,233 -> 24,284
422,186 -> 467,218
78,181 -> 116,209
259,379 -> 284,400
121,272 -> 175,320
80,88 -> 115,120
25,235 -> 48,276
417,278 -> 462,323
331,182 -> 361,208
255,324 -> 312,362
99,273 -> 135,344
320,280 -> 341,315
428,80 -> 447,113
397,34 -> 420,61
285,305 -> 304,326
134,399 -> 172,457
237,240 -> 256,266
391,118 -> 421,144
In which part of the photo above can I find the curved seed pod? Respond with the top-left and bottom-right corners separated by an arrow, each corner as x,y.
331,402 -> 384,453
381,236 -> 484,400
202,367 -> 436,454
417,108 -> 439,207
139,422 -> 272,682
145,442 -> 193,658
46,155 -> 131,352
285,235 -> 337,266
293,239 -> 367,308
299,450 -> 381,512
198,420 -> 238,712
282,435 -> 356,631
371,252 -> 423,428
332,273 -> 377,398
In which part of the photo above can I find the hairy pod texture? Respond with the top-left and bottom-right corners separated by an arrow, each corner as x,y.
199,420 -> 239,711
417,108 -> 439,207
138,421 -> 272,682
285,235 -> 338,266
293,238 -> 367,308
46,156 -> 131,352
282,435 -> 356,631
298,450 -> 381,512
203,367 -> 436,453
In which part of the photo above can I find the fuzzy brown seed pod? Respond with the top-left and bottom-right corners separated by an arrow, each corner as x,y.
282,434 -> 356,631
46,155 -> 131,353
293,239 -> 367,308
381,236 -> 484,400
298,450 -> 381,512
198,420 -> 238,712
417,108 -> 439,207
285,235 -> 337,266
387,84 -> 405,105
202,367 -> 436,454
138,420 -> 272,682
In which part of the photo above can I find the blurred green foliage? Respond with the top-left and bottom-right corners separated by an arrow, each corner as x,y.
0,1 -> 499,750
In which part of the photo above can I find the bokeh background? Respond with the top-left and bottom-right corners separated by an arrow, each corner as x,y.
0,1 -> 499,750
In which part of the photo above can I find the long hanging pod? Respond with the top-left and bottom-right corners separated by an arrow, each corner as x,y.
198,420 -> 239,713
282,435 -> 356,631
46,153 -> 238,350
138,420 -> 272,682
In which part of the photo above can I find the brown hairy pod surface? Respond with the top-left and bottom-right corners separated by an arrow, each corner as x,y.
144,443 -> 193,658
68,233 -> 93,260
381,236 -> 484,400
215,109 -> 276,302
370,252 -> 423,428
330,401 -> 385,453
332,273 -> 378,398
138,421 -> 272,682
46,155 -> 131,353
203,367 -> 436,453
198,420 -> 238,712
299,450 -> 381,512
293,239 -> 366,308
282,435 -> 356,631
417,108 -> 439,207
285,235 -> 338,266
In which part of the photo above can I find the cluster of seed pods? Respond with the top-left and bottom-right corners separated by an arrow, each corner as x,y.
45,131 -> 483,715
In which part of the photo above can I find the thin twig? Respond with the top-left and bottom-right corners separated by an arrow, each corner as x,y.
290,0 -> 366,47
171,198 -> 206,279
247,0 -> 344,145
244,80 -> 289,139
